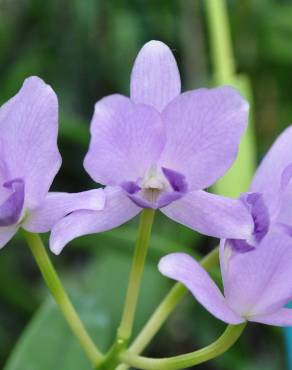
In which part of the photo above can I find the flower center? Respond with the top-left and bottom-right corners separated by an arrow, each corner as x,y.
140,166 -> 168,204
121,166 -> 188,209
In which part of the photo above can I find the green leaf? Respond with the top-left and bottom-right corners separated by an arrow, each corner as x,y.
4,250 -> 169,370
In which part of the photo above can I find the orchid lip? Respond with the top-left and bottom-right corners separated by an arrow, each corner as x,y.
0,178 -> 25,227
227,192 -> 270,253
121,167 -> 188,209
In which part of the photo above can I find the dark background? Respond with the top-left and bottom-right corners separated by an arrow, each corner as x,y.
0,1 -> 290,369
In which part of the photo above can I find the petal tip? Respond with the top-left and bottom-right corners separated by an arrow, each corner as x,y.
23,75 -> 45,85
23,75 -> 56,95
140,40 -> 173,53
49,241 -> 63,255
157,255 -> 169,274
49,231 -> 65,255
130,40 -> 181,111
158,252 -> 189,276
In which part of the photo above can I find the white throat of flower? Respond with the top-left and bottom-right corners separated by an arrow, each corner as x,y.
140,166 -> 169,204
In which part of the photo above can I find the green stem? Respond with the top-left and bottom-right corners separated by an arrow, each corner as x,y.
117,247 -> 219,370
120,323 -> 246,370
22,230 -> 103,367
118,208 -> 155,341
204,0 -> 235,82
205,0 -> 256,198
97,209 -> 155,370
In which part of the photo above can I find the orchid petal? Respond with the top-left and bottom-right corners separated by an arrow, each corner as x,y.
250,308 -> 292,326
22,189 -> 105,233
0,77 -> 61,209
159,87 -> 249,190
250,125 -> 292,212
276,183 -> 292,227
50,187 -> 141,254
159,253 -> 244,324
221,233 -> 292,317
84,95 -> 165,186
130,40 -> 181,111
0,225 -> 18,249
161,190 -> 253,239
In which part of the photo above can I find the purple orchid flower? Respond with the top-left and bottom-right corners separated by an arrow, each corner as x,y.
159,231 -> 292,326
50,40 -> 254,254
0,76 -> 105,248
227,125 -> 292,252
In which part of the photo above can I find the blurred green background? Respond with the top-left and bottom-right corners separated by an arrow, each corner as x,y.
0,0 -> 290,369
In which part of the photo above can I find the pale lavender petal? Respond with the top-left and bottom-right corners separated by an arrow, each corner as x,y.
219,238 -> 229,288
22,189 -> 105,233
84,94 -> 165,186
130,40 -> 181,112
161,190 -> 254,239
0,179 -> 24,226
250,308 -> 292,326
276,183 -> 292,227
0,77 -> 61,209
221,233 -> 292,317
0,159 -> 9,195
0,225 -> 18,249
250,126 -> 292,212
280,163 -> 292,190
50,187 -> 141,254
159,87 -> 249,190
158,253 -> 244,324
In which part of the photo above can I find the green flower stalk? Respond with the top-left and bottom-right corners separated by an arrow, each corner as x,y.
23,231 -> 103,367
120,323 -> 246,370
118,209 -> 156,342
97,209 -> 155,370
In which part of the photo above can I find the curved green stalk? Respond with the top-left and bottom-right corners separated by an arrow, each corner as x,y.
120,323 -> 246,370
116,247 -> 219,370
22,230 -> 103,367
